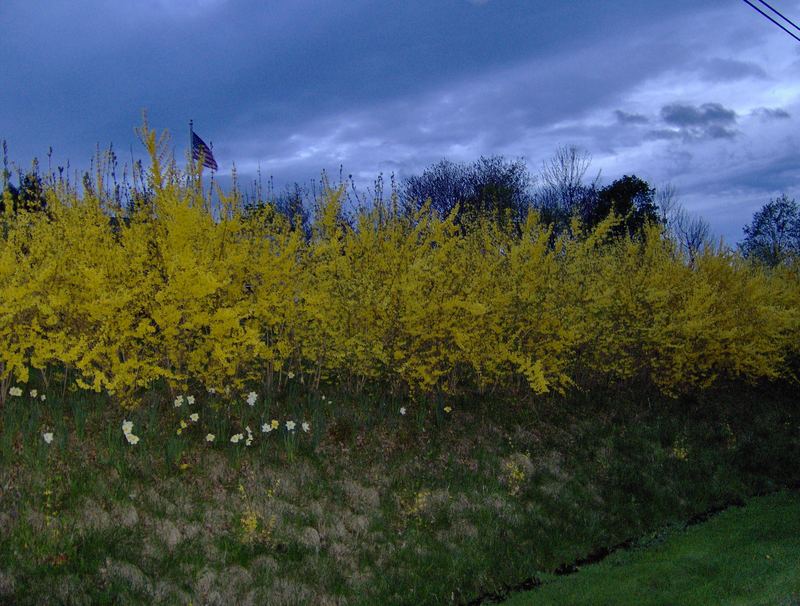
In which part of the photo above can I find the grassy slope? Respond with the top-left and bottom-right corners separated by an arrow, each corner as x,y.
0,383 -> 797,605
506,491 -> 800,606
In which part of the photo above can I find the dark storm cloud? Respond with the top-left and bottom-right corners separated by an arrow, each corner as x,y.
614,110 -> 650,125
661,103 -> 737,127
645,102 -> 739,142
0,0 -> 732,168
703,124 -> 738,139
753,107 -> 791,120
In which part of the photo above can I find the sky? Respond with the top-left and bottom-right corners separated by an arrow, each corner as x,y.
2,0 -> 799,243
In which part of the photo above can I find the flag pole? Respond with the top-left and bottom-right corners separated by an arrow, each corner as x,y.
189,119 -> 194,174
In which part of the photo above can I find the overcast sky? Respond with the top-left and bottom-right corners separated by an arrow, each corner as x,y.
2,0 -> 799,242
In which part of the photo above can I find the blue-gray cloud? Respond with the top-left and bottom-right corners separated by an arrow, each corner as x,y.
697,58 -> 768,82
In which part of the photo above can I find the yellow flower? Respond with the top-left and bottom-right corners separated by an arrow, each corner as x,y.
271,419 -> 279,429
444,406 -> 452,413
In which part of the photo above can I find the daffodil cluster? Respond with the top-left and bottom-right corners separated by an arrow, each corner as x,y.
122,419 -> 140,445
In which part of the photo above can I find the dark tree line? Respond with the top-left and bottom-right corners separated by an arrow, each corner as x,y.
400,147 -> 661,238
401,147 -> 799,267
402,156 -> 533,226
4,139 -> 796,267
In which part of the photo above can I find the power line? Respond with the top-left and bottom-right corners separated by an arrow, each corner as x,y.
741,0 -> 800,42
756,0 -> 800,33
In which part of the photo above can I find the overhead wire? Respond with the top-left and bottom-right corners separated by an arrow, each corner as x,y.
755,0 -> 800,33
741,0 -> 800,42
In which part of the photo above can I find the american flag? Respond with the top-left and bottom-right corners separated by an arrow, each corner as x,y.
192,131 -> 218,171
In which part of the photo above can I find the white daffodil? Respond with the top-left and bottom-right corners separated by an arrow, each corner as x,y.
42,432 -> 53,444
9,387 -> 22,397
246,391 -> 258,406
207,387 -> 216,394
230,433 -> 243,443
30,389 -> 38,398
286,420 -> 296,432
40,394 -> 46,401
189,413 -> 199,422
173,395 -> 184,408
206,433 -> 215,442
187,395 -> 195,405
125,433 -> 139,445
302,422 -> 310,433
400,407 -> 406,416
287,371 -> 295,379
122,420 -> 134,435
261,423 -> 272,433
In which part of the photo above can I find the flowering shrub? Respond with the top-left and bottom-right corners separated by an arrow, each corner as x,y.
0,124 -> 798,411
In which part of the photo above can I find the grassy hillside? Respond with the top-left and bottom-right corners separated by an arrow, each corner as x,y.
0,383 -> 797,604
505,491 -> 800,606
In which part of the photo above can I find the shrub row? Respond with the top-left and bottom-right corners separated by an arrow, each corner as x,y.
1,138 -> 798,409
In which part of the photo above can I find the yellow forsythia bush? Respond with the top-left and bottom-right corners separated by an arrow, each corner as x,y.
0,126 -> 798,408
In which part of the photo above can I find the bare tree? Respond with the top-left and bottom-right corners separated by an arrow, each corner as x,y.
656,183 -> 680,225
535,145 -> 598,231
658,184 -> 712,263
671,206 -> 711,263
537,146 -> 594,211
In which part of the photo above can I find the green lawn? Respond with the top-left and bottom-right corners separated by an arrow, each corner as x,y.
506,491 -> 800,606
